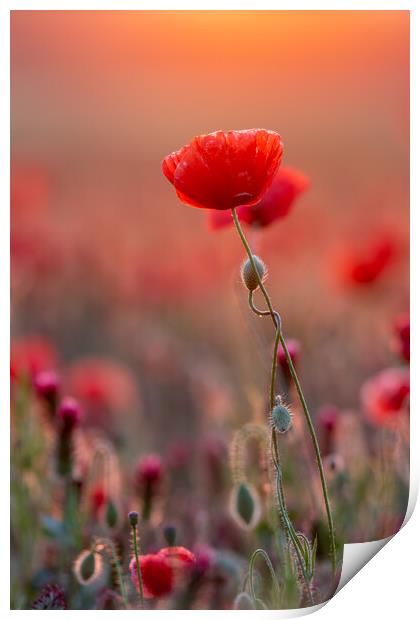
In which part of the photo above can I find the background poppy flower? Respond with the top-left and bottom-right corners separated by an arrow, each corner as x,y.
11,335 -> 58,381
207,166 -> 309,230
67,357 -> 137,414
130,546 -> 195,599
130,553 -> 174,598
333,234 -> 396,287
162,129 -> 283,211
361,367 -> 409,426
392,314 -> 410,362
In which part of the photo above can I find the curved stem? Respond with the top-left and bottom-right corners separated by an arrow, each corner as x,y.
249,548 -> 282,607
232,208 -> 337,576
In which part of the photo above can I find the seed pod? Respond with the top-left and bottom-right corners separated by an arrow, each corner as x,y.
241,255 -> 267,291
271,404 -> 292,434
230,482 -> 261,530
73,549 -> 104,586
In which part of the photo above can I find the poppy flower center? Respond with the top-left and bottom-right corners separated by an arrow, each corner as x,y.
232,192 -> 255,207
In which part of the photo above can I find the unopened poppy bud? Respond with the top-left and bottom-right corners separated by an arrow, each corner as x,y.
58,396 -> 82,429
128,511 -> 138,527
230,482 -> 261,530
163,524 -> 177,547
241,255 -> 267,291
105,499 -> 118,529
34,370 -> 60,411
271,404 -> 292,433
136,453 -> 163,485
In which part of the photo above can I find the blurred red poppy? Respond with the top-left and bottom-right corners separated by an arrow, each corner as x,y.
162,129 -> 283,211
67,357 -> 137,413
207,167 -> 309,230
361,367 -> 409,426
11,335 -> 58,381
130,546 -> 195,599
392,314 -> 410,362
333,235 -> 396,287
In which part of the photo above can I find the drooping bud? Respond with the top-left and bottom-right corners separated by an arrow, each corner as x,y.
271,403 -> 292,433
241,255 -> 267,291
230,482 -> 261,530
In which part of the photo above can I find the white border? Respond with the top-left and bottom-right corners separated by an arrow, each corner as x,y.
2,3 -> 417,618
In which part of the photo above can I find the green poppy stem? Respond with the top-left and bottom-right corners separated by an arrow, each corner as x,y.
231,207 -> 337,576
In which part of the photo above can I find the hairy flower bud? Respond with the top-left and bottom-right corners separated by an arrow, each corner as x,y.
241,255 -> 267,291
128,510 -> 139,527
271,403 -> 292,433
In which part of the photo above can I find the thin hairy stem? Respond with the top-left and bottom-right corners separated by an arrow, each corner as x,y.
232,207 -> 337,576
130,524 -> 144,609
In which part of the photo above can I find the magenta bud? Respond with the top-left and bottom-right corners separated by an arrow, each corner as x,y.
58,396 -> 82,429
136,453 -> 163,485
317,405 -> 339,433
277,339 -> 301,386
35,370 -> 60,398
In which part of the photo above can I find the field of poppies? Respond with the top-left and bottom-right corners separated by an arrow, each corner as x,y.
11,11 -> 409,610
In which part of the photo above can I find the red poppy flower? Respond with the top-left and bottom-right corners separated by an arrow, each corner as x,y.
130,546 -> 195,599
361,367 -> 409,426
11,336 -> 58,381
162,129 -> 283,211
333,235 -> 395,287
158,546 -> 196,567
130,553 -> 173,598
207,167 -> 309,230
392,314 -> 410,362
67,357 -> 137,413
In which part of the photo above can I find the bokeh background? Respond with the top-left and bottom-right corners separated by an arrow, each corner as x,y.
11,11 -> 409,606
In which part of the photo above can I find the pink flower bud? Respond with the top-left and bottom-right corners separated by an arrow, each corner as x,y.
317,405 -> 339,433
277,338 -> 300,386
34,370 -> 60,404
58,396 -> 82,429
136,453 -> 163,486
